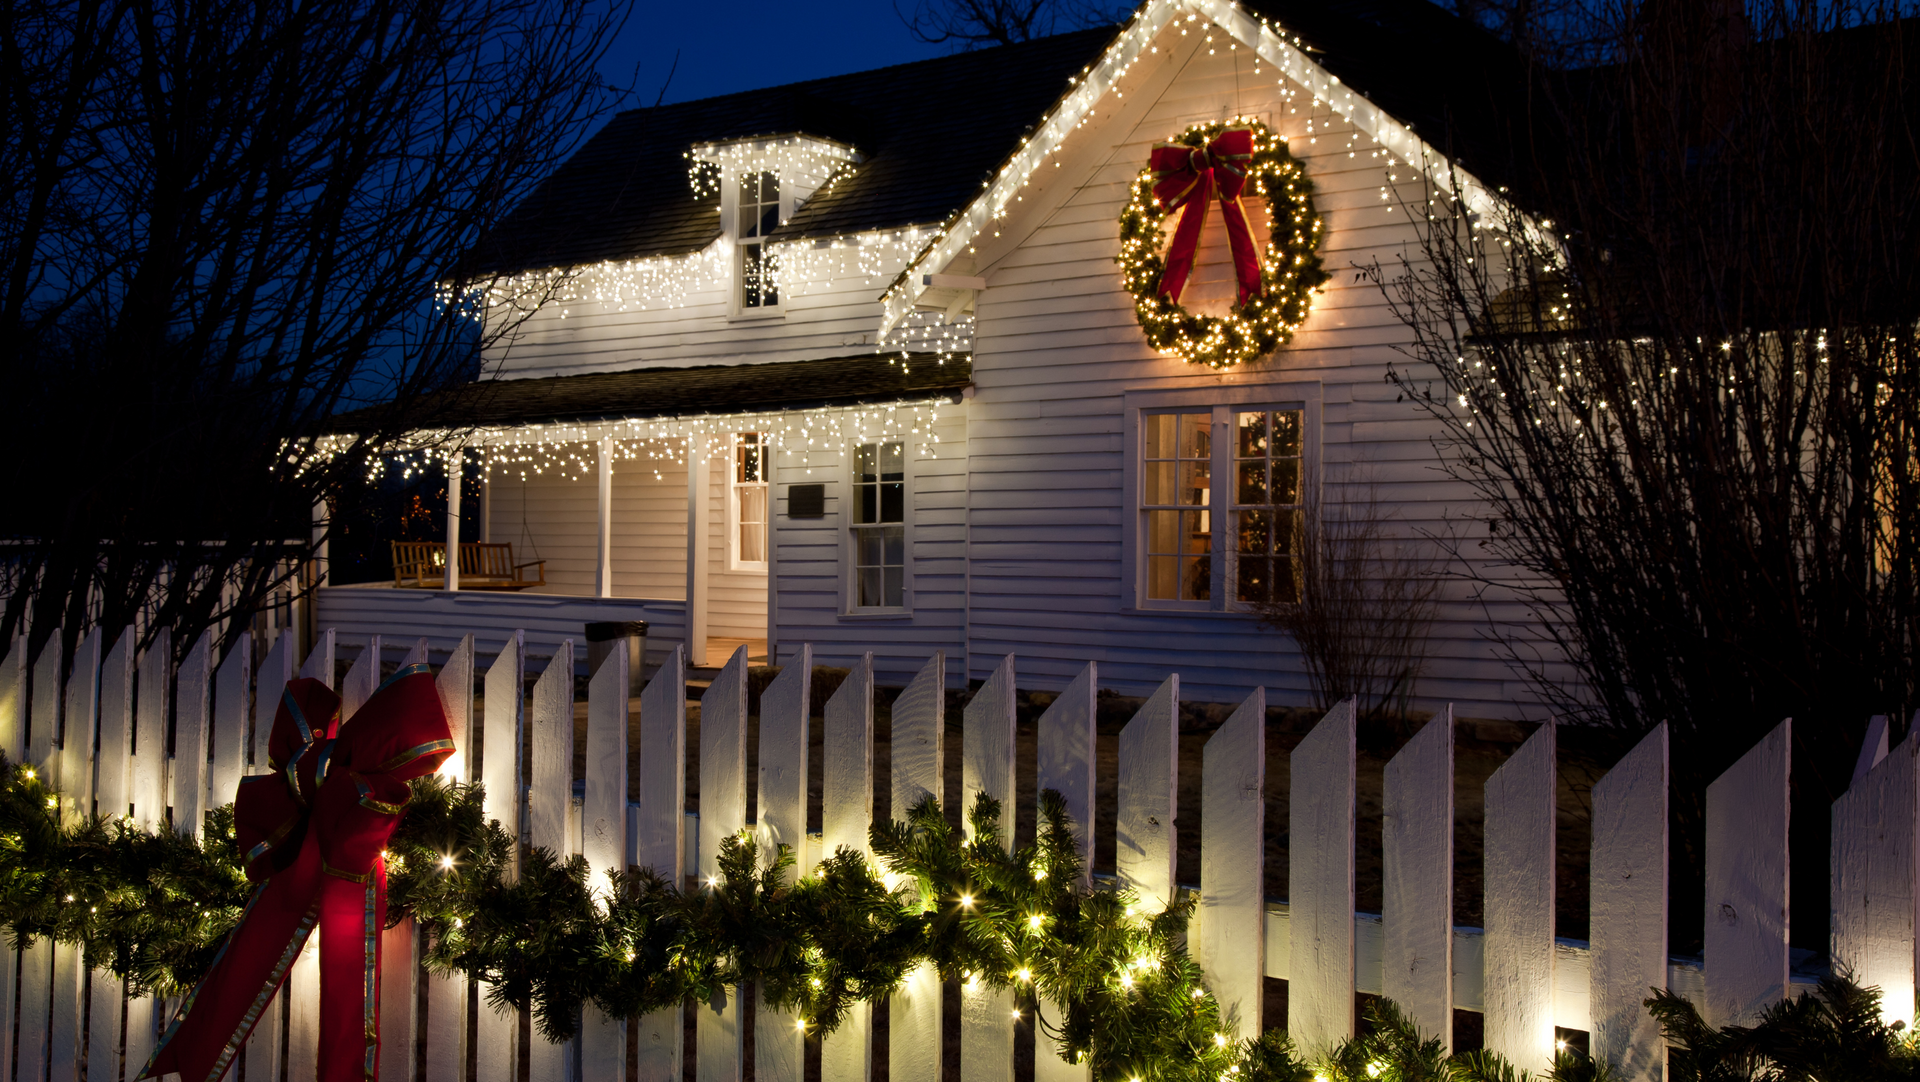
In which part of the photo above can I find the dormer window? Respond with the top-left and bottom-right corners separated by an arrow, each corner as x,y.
738,171 -> 781,309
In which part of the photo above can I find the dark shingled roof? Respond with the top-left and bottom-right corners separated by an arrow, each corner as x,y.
342,354 -> 973,430
469,1 -> 1533,277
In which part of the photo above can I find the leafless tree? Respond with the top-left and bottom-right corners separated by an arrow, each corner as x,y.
1378,0 -> 1920,948
0,0 -> 629,666
895,0 -> 1129,49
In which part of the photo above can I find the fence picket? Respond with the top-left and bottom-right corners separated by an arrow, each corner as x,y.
174,633 -> 213,839
962,656 -> 1017,1082
754,645 -> 811,1082
1199,688 -> 1266,1043
424,635 -> 474,1082
1288,699 -> 1356,1053
86,632 -> 135,1082
0,635 -> 21,1082
1590,724 -> 1668,1081
697,646 -> 750,1082
528,641 -> 576,1082
20,632 -> 64,1082
1117,676 -> 1177,915
889,653 -> 945,1082
635,645 -> 687,1082
1383,705 -> 1454,1048
208,637 -> 250,834
580,637 -> 630,1082
1483,719 -> 1556,1074
1704,719 -> 1791,1027
820,654 -> 874,1082
372,635 -> 419,1082
52,628 -> 103,1082
1033,662 -> 1095,1082
284,637 -> 337,1082
341,637 -> 380,718
475,631 -> 525,1082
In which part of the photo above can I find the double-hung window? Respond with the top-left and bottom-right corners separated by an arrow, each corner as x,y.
731,433 -> 769,570
1128,387 -> 1316,612
737,171 -> 780,310
850,440 -> 906,609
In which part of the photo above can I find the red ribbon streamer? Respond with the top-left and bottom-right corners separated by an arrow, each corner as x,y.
143,667 -> 453,1082
1148,128 -> 1264,305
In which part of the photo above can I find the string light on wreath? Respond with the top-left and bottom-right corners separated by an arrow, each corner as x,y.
1117,117 -> 1328,369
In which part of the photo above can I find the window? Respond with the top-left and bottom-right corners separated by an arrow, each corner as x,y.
737,171 -> 780,309
851,440 -> 905,609
1126,388 -> 1317,613
731,433 -> 769,570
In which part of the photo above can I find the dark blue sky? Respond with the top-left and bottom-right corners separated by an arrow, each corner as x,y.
598,1 -> 951,110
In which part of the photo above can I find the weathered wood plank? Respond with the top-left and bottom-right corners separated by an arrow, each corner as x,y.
1116,676 -> 1177,912
208,637 -> 250,831
1383,705 -> 1453,1048
1199,687 -> 1266,1043
251,632 -> 295,773
528,641 -> 576,1082
87,631 -> 135,1082
19,633 -> 63,1082
635,644 -> 687,1082
698,646 -> 750,1082
1831,727 -> 1917,1027
174,632 -> 213,838
424,635 -> 474,1082
0,637 -> 19,1082
822,653 -> 874,1082
963,656 -> 1017,1082
1034,662 -> 1095,1082
1483,719 -> 1556,1074
475,630 -> 524,1082
1704,719 -> 1790,1027
340,636 -> 380,719
132,627 -> 170,829
1288,698 -> 1356,1054
284,635 -> 334,1082
581,638 -> 631,1082
755,645 -> 812,1082
888,652 -> 945,1082
1590,724 -> 1669,1081
53,629 -> 103,1082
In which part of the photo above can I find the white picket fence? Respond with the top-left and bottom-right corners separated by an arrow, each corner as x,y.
0,624 -> 1909,1082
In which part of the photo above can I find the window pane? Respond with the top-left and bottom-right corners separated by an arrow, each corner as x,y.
741,244 -> 765,307
1147,510 -> 1178,556
1180,554 -> 1210,601
740,521 -> 765,563
758,202 -> 780,237
1178,461 -> 1210,506
1272,410 -> 1302,456
1270,459 -> 1300,505
1179,509 -> 1210,557
860,568 -> 883,608
1148,555 -> 1178,599
1237,460 -> 1267,504
1179,413 -> 1211,458
1273,556 -> 1301,604
882,526 -> 904,565
1238,508 -> 1270,554
1145,461 -> 1174,505
858,527 -> 882,566
1237,555 -> 1272,604
1145,413 -> 1175,459
884,567 -> 904,607
739,170 -> 759,207
1273,510 -> 1301,556
857,485 -> 877,524
856,443 -> 877,483
880,442 -> 904,481
1237,411 -> 1268,457
880,482 -> 904,523
740,486 -> 767,527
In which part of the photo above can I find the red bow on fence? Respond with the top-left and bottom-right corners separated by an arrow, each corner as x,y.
144,667 -> 453,1082
1149,128 -> 1264,305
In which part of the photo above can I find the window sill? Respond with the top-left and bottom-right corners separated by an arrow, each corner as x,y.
1125,604 -> 1269,618
727,307 -> 785,323
839,610 -> 914,621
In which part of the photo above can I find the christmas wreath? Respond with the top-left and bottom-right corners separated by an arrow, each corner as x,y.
1117,117 -> 1328,369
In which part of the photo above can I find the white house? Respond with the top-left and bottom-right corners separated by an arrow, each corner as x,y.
316,0 -> 1548,714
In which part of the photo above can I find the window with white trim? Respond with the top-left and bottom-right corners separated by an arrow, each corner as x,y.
737,171 -> 780,309
730,433 -> 769,570
850,440 -> 905,609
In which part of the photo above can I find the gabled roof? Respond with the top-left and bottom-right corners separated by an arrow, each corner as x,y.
469,0 -> 1533,279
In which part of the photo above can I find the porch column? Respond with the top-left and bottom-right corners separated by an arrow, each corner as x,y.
445,450 -> 462,592
479,465 -> 492,543
596,437 -> 614,599
684,437 -> 710,665
311,497 -> 330,588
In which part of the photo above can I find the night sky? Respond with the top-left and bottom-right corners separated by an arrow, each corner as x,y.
597,0 -> 952,113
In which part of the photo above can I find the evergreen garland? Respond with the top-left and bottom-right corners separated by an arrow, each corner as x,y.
4,755 -> 1902,1081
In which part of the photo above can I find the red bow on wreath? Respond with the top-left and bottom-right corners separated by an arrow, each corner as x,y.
1149,127 -> 1264,305
143,667 -> 453,1082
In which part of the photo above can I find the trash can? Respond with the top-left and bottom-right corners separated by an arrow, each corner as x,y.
584,620 -> 648,695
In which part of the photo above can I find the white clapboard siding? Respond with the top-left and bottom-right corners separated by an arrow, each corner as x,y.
529,640 -> 577,1082
87,631 -> 135,1082
1704,719 -> 1790,1027
1198,688 -> 1265,1041
636,644 -> 688,1081
1483,719 -> 1556,1074
755,644 -> 811,1082
890,653 -> 945,1082
580,636 -> 630,1082
962,656 -> 1017,1082
1383,706 -> 1454,1048
423,636 -> 474,1082
698,646 -> 750,1082
53,628 -> 102,1082
1034,662 -> 1095,1082
1288,699 -> 1357,1053
477,629 -> 525,1082
1116,676 -> 1177,911
1589,725 -> 1668,1082
821,653 -> 875,1082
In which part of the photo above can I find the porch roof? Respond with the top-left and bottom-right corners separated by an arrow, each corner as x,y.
360,352 -> 971,432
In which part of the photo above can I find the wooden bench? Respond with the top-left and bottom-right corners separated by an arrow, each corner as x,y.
391,541 -> 546,590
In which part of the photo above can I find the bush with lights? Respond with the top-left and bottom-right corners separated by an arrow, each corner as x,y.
1116,117 -> 1329,370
